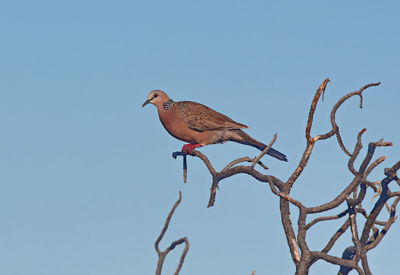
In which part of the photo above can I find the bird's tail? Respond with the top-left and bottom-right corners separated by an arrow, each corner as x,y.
231,130 -> 288,162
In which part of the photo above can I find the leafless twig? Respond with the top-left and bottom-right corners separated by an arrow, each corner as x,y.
155,191 -> 190,275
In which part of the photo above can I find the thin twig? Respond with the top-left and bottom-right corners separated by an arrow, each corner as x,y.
222,157 -> 268,171
366,196 -> 399,251
306,78 -> 330,141
251,134 -> 277,169
348,129 -> 367,175
327,82 -> 381,155
155,191 -> 190,275
347,199 -> 362,262
306,209 -> 348,230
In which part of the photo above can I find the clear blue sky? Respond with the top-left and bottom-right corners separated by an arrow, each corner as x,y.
1,1 -> 399,274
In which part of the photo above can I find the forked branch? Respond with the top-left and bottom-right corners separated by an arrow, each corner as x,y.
169,79 -> 398,275
155,191 -> 190,275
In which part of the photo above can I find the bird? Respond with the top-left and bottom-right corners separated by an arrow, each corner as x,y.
142,90 -> 287,161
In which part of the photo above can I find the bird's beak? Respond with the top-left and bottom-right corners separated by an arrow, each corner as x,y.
142,99 -> 151,108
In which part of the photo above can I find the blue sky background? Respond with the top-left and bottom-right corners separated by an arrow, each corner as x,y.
1,1 -> 399,274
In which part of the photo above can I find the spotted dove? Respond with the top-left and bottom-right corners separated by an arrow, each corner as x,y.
142,90 -> 287,161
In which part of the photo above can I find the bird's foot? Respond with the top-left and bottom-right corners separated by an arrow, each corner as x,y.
181,144 -> 203,155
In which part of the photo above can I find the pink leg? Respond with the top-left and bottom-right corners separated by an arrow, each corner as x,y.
181,144 -> 203,155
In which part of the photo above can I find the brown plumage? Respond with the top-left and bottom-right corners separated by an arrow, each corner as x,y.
142,90 -> 287,161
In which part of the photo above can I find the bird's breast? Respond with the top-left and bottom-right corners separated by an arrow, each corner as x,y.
158,109 -> 199,144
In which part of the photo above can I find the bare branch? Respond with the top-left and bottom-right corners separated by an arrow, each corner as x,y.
207,178 -> 219,208
357,207 -> 387,226
389,191 -> 400,197
312,251 -> 362,274
281,198 -> 301,265
206,165 -> 284,207
360,161 -> 400,244
306,209 -> 348,230
287,79 -> 330,189
155,192 -> 190,275
167,80 -> 397,275
172,238 -> 190,275
251,133 -> 277,169
347,200 -> 362,262
222,157 -> 269,171
306,176 -> 362,214
327,82 -> 381,155
365,157 -> 386,177
366,196 -> 399,251
321,220 -> 350,254
305,78 -> 330,141
267,175 -> 304,209
348,129 -> 367,175
358,141 -> 392,175
155,192 -> 182,254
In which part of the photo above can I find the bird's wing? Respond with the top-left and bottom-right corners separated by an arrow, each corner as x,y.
177,101 -> 248,131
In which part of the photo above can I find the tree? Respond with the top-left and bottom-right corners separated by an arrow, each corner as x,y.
154,79 -> 400,275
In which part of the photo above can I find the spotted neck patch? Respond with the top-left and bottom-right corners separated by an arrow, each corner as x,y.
163,99 -> 174,111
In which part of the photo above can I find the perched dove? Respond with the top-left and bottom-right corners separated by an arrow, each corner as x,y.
142,90 -> 287,161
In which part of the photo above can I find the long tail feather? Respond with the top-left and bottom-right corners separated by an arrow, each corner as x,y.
230,130 -> 288,162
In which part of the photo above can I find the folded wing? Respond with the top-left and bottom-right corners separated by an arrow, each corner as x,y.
178,101 -> 248,131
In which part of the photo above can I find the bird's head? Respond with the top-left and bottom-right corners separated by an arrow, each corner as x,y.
142,90 -> 170,108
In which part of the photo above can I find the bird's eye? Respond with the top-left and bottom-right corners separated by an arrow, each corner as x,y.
153,94 -> 158,98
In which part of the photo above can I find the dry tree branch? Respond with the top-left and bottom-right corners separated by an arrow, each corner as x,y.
305,176 -> 362,214
286,79 -> 330,191
348,129 -> 367,175
346,199 -> 362,262
173,135 -> 284,208
306,209 -> 348,230
307,136 -> 392,216
321,220 -> 351,255
167,79 -> 398,275
155,191 -> 190,275
251,133 -> 277,169
222,157 -> 269,171
357,207 -> 387,226
305,78 -> 330,142
312,250 -> 363,275
389,191 -> 400,197
360,161 -> 400,245
323,82 -> 381,155
266,175 -> 305,209
365,196 -> 399,251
